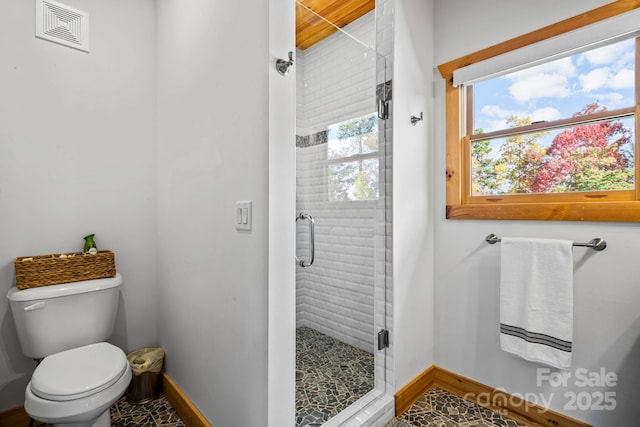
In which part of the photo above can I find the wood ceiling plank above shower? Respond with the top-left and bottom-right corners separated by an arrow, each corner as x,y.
296,0 -> 375,50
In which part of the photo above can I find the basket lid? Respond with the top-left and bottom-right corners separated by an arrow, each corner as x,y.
7,273 -> 122,302
30,342 -> 128,401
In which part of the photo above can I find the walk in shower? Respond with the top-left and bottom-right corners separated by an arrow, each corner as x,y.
294,1 -> 391,425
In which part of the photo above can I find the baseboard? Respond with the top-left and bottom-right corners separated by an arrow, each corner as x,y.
395,365 -> 591,427
0,373 -> 210,427
0,405 -> 30,427
0,406 -> 49,427
161,372 -> 212,427
394,365 -> 437,415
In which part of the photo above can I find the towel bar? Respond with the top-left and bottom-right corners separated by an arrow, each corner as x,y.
485,234 -> 607,251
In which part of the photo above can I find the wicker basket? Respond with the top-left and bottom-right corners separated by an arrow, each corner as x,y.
14,250 -> 116,290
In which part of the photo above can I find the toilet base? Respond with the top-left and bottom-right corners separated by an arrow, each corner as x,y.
25,359 -> 131,427
52,409 -> 110,427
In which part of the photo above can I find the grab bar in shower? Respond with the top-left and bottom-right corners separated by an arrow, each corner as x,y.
296,212 -> 315,267
485,234 -> 607,251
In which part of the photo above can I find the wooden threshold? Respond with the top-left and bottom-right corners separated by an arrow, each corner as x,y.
395,365 -> 592,427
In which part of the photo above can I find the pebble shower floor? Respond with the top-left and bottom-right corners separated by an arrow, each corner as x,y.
296,326 -> 375,426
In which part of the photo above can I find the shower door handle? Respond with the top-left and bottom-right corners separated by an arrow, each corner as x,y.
296,212 -> 315,267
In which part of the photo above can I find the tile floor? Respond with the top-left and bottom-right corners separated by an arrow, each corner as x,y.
30,363 -> 524,427
111,394 -> 185,427
35,394 -> 185,427
296,326 -> 375,427
385,387 -> 528,427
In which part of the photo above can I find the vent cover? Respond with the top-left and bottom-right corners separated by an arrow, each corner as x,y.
35,0 -> 89,52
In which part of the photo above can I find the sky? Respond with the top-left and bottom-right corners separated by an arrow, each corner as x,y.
473,37 -> 636,134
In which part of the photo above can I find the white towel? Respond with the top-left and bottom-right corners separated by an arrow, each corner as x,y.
500,237 -> 574,369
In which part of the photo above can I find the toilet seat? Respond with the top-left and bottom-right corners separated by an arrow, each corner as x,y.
30,342 -> 128,402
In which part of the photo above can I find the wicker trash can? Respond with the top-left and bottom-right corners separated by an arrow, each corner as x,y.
126,347 -> 165,404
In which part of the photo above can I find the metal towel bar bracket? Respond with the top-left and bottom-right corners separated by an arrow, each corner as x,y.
485,234 -> 607,251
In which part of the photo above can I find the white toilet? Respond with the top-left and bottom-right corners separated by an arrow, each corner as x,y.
7,273 -> 131,427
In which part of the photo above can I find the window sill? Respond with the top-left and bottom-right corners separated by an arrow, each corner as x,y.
445,201 -> 640,222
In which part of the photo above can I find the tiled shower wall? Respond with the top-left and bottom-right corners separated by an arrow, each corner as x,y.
295,11 -> 379,352
296,12 -> 376,136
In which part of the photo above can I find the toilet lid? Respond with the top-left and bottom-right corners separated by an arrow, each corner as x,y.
31,342 -> 128,402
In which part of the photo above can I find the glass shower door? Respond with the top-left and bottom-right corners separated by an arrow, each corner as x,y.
295,1 -> 389,425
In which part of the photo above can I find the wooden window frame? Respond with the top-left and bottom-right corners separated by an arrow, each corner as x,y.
438,0 -> 640,222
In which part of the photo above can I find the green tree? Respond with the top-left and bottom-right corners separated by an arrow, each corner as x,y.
328,162 -> 354,201
495,116 -> 548,193
354,168 -> 378,200
471,130 -> 499,195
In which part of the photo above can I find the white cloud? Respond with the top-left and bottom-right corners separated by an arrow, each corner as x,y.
579,67 -> 610,92
580,40 -> 634,66
479,105 -> 513,131
530,107 -> 562,122
479,105 -> 561,131
504,57 -> 576,102
485,119 -> 509,132
477,106 -> 508,132
480,105 -> 512,119
509,73 -> 572,102
592,92 -> 629,109
579,66 -> 634,94
610,68 -> 634,90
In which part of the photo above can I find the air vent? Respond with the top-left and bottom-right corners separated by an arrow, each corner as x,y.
35,0 -> 89,52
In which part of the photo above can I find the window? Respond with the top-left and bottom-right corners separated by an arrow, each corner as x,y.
327,113 -> 379,201
471,38 -> 635,196
438,2 -> 640,221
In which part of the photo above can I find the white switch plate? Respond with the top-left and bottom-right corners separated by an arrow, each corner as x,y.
236,201 -> 252,231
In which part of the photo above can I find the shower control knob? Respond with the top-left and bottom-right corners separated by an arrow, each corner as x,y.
276,51 -> 295,76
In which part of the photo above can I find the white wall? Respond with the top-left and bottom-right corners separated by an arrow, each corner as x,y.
0,0 -> 157,411
392,0 -> 435,392
433,1 -> 640,425
156,0 -> 270,426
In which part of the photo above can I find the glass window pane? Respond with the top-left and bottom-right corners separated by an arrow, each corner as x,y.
471,116 -> 635,195
328,158 -> 379,201
327,113 -> 379,160
473,38 -> 635,134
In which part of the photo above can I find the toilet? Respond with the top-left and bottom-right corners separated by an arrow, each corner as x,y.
7,273 -> 131,427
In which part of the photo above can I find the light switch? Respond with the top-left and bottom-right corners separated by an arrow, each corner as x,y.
236,201 -> 252,231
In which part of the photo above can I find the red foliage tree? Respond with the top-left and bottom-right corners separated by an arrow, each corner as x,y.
531,102 -> 633,193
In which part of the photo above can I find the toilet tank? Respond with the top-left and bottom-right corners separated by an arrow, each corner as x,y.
6,273 -> 122,359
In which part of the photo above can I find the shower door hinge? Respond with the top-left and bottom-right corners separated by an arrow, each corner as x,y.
378,99 -> 389,120
377,329 -> 390,350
